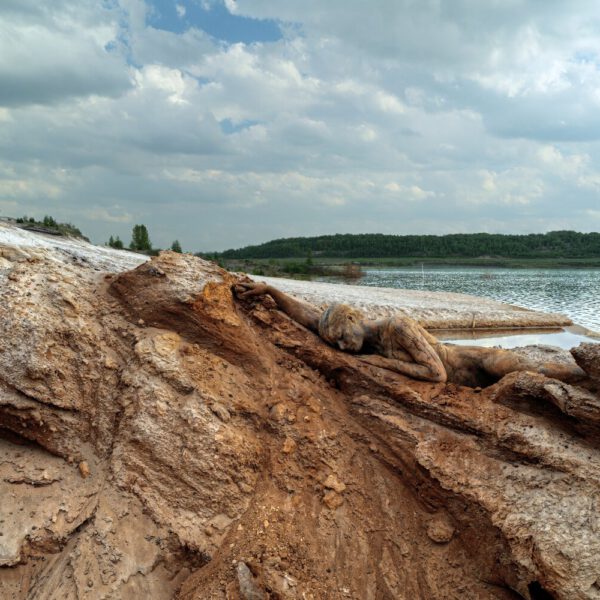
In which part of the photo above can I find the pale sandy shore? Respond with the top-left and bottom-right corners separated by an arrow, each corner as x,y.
257,275 -> 572,330
0,222 -> 572,331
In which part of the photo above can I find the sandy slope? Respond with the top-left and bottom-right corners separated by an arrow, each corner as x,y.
0,220 -> 147,272
0,249 -> 599,599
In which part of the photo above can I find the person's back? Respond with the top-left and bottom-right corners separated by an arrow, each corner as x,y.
367,314 -> 584,386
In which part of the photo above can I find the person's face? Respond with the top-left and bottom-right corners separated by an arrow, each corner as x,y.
335,320 -> 364,352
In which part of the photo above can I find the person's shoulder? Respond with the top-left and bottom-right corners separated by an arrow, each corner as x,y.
387,314 -> 418,328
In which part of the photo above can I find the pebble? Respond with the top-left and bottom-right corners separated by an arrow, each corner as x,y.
323,474 -> 346,493
282,438 -> 297,454
323,491 -> 344,509
426,514 -> 455,544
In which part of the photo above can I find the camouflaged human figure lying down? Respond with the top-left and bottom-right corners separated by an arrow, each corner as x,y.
234,281 -> 585,387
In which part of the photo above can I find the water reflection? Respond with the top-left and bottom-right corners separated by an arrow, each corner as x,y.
354,267 -> 600,334
434,327 -> 596,350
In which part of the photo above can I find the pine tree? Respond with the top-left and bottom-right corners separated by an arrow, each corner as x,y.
129,224 -> 152,252
43,215 -> 57,228
108,235 -> 124,249
171,240 -> 182,253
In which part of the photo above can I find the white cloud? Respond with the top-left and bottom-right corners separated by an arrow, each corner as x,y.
176,4 -> 186,18
537,145 -> 589,178
2,0 -> 600,250
0,1 -> 131,107
85,207 -> 133,223
135,65 -> 190,105
408,185 -> 434,201
223,0 -> 238,15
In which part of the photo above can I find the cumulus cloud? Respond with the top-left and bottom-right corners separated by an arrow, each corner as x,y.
0,1 -> 132,107
0,0 -> 599,250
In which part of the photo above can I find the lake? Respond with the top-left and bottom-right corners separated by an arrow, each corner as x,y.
326,266 -> 600,339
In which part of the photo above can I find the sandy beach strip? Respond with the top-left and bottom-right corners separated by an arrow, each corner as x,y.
255,275 -> 572,330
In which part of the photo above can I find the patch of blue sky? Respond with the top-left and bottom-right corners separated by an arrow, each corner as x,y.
106,24 -> 140,68
219,118 -> 260,134
189,74 -> 214,86
573,50 -> 599,65
146,0 -> 282,44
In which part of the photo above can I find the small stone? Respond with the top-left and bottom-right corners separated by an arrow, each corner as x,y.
236,562 -> 266,600
78,461 -> 91,479
209,402 -> 231,422
323,491 -> 344,509
323,474 -> 346,493
282,438 -> 297,454
426,514 -> 455,544
269,403 -> 286,422
104,356 -> 118,370
138,318 -> 145,325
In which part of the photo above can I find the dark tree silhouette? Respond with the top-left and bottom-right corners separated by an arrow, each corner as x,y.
129,225 -> 152,252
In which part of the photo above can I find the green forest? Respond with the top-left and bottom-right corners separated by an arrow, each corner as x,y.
217,231 -> 600,260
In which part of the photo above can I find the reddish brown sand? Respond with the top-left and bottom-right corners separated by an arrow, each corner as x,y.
0,249 -> 599,599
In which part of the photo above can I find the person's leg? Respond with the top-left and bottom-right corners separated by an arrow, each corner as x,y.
478,347 -> 585,383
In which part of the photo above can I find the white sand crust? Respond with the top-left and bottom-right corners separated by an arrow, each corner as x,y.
0,221 -> 147,272
256,276 -> 571,330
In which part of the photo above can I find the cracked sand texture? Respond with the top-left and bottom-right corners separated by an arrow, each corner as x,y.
0,244 -> 599,599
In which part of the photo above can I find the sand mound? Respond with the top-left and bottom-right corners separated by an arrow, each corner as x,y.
0,244 -> 599,599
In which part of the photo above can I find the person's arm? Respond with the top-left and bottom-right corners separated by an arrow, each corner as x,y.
233,281 -> 321,332
360,317 -> 447,383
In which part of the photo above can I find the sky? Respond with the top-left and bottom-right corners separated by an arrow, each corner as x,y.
1,1 -> 600,252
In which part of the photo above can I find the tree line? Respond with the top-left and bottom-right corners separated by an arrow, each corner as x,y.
15,216 -> 183,254
216,231 -> 600,259
107,224 -> 182,254
16,215 -> 88,240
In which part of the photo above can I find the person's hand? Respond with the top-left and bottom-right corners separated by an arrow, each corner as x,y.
233,281 -> 270,299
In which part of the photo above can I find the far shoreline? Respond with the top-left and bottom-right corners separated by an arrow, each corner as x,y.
224,256 -> 600,271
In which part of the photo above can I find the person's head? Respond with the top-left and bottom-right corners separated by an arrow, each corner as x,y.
318,303 -> 365,352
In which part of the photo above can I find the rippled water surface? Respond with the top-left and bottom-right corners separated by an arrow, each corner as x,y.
351,267 -> 600,333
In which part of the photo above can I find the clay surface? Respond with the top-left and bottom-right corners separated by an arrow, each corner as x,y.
0,241 -> 599,599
